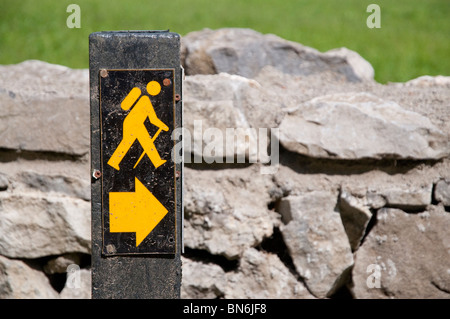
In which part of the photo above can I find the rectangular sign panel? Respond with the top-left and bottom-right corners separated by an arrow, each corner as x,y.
100,69 -> 176,255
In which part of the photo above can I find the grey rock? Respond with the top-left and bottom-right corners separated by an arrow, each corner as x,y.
182,28 -> 370,82
183,73 -> 284,163
181,257 -> 227,299
434,179 -> 450,206
325,47 -> 375,82
364,191 -> 387,210
183,166 -> 279,259
404,75 -> 450,88
279,92 -> 449,160
252,65 -> 450,138
181,249 -> 314,299
0,193 -> 91,258
279,192 -> 354,298
351,207 -> 450,298
225,248 -> 314,299
43,253 -> 82,275
0,60 -> 89,156
19,171 -> 90,201
0,255 -> 59,299
0,173 -> 8,191
339,190 -> 373,251
382,183 -> 433,210
184,74 -> 258,162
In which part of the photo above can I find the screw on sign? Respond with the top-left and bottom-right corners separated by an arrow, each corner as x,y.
93,170 -> 102,179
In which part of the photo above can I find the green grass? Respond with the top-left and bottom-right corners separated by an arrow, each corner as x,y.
0,0 -> 449,83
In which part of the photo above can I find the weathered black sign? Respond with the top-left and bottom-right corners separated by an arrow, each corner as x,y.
90,30 -> 182,299
100,69 -> 176,255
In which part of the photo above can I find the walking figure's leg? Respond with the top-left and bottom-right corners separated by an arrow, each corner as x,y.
136,127 -> 166,169
107,87 -> 142,171
108,135 -> 136,170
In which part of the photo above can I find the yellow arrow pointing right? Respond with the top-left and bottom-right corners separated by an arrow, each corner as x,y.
109,177 -> 168,246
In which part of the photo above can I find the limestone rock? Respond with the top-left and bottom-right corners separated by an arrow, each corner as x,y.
404,75 -> 450,88
279,92 -> 449,160
182,28 -> 370,82
434,179 -> 450,206
181,249 -> 313,299
43,253 -> 82,275
0,173 -> 8,191
381,183 -> 432,210
183,166 -> 279,259
183,73 -> 284,162
0,193 -> 91,258
225,248 -> 314,299
252,65 -> 450,137
352,207 -> 450,298
0,255 -> 59,299
184,74 -> 257,161
342,181 -> 436,211
325,47 -> 375,82
181,257 -> 227,299
338,190 -> 373,251
278,191 -> 354,298
0,60 -> 89,156
19,171 -> 90,201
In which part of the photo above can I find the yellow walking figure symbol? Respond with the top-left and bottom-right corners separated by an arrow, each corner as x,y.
108,80 -> 168,171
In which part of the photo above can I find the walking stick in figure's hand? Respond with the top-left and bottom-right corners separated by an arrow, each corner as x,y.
133,127 -> 163,169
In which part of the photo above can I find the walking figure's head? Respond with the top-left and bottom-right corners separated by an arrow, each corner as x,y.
147,81 -> 161,96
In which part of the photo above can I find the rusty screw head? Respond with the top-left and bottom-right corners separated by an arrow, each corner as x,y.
93,170 -> 102,179
175,94 -> 181,102
100,69 -> 108,78
106,244 -> 116,254
163,78 -> 171,86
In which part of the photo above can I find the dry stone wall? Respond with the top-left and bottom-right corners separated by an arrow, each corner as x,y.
0,28 -> 449,299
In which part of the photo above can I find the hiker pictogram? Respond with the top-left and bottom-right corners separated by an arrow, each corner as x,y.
107,81 -> 169,171
99,68 -> 177,256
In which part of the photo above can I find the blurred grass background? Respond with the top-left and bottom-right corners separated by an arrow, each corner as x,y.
0,0 -> 448,83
